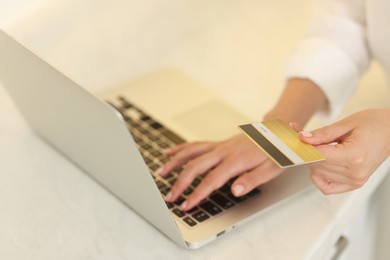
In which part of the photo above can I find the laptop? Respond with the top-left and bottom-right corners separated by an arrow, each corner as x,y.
0,29 -> 313,249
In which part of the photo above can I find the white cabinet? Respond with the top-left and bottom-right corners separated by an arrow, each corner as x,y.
309,190 -> 380,260
375,174 -> 390,260
317,174 -> 390,260
333,198 -> 378,260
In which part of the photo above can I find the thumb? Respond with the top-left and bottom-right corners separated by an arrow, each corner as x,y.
299,122 -> 348,146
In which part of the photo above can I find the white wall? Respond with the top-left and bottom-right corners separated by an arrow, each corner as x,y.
1,0 -> 314,120
376,175 -> 390,259
0,0 -> 49,27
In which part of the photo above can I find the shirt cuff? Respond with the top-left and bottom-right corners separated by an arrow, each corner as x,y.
285,37 -> 360,119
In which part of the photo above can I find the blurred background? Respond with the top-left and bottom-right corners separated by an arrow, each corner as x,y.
1,0 -> 388,120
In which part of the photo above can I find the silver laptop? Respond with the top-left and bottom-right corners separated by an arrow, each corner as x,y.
0,29 -> 313,249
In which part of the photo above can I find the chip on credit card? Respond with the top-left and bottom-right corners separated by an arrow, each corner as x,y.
239,119 -> 325,168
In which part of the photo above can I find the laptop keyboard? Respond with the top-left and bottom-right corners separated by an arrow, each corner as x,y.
109,96 -> 261,227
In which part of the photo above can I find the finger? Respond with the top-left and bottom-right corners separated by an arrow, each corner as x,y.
180,149 -> 271,210
312,143 -> 372,188
303,142 -> 347,170
180,173 -> 228,211
165,142 -> 191,156
289,122 -> 303,133
299,120 -> 350,146
314,143 -> 352,168
310,172 -> 355,195
180,159 -> 243,211
309,166 -> 351,184
157,142 -> 217,176
231,159 -> 282,197
165,141 -> 216,157
165,151 -> 223,203
309,160 -> 348,174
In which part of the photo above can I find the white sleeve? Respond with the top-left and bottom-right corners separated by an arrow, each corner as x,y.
285,0 -> 371,118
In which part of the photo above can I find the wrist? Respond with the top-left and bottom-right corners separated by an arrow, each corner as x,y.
383,108 -> 390,156
263,78 -> 328,126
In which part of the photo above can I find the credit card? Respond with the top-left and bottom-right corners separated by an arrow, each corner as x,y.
239,119 -> 325,168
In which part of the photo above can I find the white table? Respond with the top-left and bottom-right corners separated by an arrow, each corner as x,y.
1,1 -> 389,259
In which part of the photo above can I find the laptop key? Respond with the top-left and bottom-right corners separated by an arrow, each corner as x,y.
172,208 -> 186,218
200,201 -> 222,216
157,141 -> 170,149
141,115 -> 151,121
192,211 -> 210,222
183,216 -> 197,227
118,96 -> 133,109
162,129 -> 185,144
186,206 -> 199,214
141,143 -> 152,150
161,172 -> 175,180
155,180 -> 165,189
210,193 -> 235,209
150,121 -> 163,130
191,178 -> 201,187
174,196 -> 186,206
183,187 -> 193,196
146,133 -> 158,141
168,178 -> 176,186
166,202 -> 174,209
227,188 -> 261,203
149,163 -> 160,171
160,186 -> 170,196
228,194 -> 248,203
144,157 -> 152,164
246,188 -> 261,197
123,108 -> 142,121
148,148 -> 161,156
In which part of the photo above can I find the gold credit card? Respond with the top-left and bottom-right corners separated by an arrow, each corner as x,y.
239,119 -> 325,168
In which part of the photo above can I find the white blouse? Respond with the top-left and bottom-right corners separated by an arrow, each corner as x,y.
285,0 -> 390,118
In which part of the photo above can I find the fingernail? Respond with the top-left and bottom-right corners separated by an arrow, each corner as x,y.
300,131 -> 313,138
233,185 -> 244,196
156,166 -> 164,175
165,192 -> 172,201
180,201 -> 187,211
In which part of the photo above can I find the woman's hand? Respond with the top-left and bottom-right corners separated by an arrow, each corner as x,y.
157,133 -> 283,211
156,78 -> 328,210
298,109 -> 390,194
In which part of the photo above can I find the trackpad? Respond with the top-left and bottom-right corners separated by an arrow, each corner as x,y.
173,101 -> 251,140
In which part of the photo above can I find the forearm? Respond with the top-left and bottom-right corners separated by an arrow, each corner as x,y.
264,78 -> 328,126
